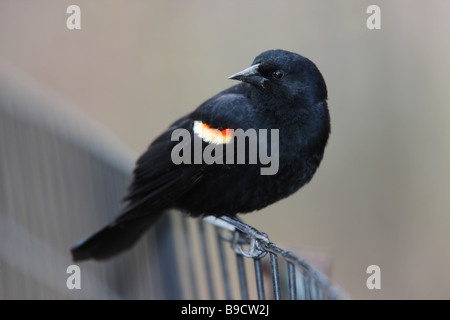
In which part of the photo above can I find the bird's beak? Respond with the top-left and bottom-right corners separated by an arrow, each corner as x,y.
228,63 -> 266,88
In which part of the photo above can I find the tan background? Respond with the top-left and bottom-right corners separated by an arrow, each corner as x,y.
1,0 -> 450,299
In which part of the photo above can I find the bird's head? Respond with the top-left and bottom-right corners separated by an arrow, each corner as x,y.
229,49 -> 327,109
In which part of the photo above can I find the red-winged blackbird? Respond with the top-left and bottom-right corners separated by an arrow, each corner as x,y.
71,49 -> 330,261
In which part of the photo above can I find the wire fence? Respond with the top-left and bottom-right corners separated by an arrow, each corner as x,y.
175,215 -> 345,300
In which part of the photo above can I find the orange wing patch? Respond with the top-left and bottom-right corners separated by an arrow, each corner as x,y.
193,121 -> 233,145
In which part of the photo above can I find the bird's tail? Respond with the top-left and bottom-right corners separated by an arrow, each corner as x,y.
71,211 -> 163,261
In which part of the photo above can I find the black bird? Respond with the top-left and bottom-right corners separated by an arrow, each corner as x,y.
71,49 -> 330,261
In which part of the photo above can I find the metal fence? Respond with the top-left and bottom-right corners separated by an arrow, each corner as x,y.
174,215 -> 344,300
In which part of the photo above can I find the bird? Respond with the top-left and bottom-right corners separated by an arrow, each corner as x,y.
71,49 -> 330,261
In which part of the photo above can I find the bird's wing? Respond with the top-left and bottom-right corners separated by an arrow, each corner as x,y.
117,85 -> 253,223
117,117 -> 206,221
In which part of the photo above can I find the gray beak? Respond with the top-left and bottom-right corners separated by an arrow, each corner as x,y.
228,63 -> 266,88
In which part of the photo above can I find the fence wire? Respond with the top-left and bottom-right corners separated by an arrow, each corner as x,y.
176,215 -> 346,300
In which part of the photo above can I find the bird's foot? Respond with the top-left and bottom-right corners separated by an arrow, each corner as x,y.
203,215 -> 270,259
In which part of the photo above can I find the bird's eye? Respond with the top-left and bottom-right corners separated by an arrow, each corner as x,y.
272,70 -> 284,80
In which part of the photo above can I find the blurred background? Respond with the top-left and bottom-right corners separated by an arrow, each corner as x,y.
1,0 -> 450,299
